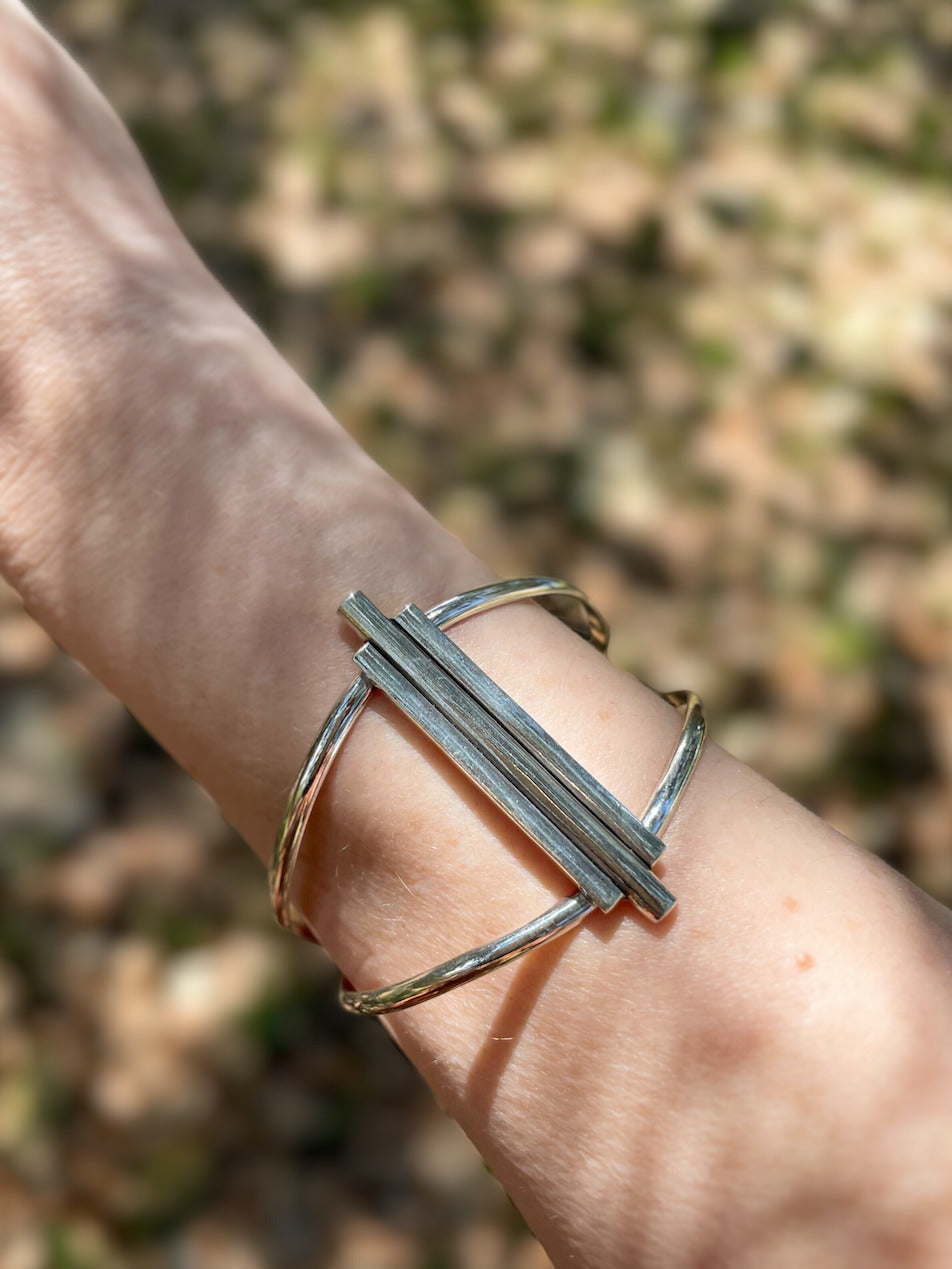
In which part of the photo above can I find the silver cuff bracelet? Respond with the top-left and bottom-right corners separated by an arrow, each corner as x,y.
269,578 -> 705,1015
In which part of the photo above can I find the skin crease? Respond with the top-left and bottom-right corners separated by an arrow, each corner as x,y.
3,3 -> 952,1265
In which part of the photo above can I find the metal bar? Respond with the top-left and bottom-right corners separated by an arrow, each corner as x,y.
396,603 -> 666,867
341,592 -> 674,919
353,642 -> 623,911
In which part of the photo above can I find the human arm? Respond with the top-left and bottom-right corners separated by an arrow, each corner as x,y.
3,3 -> 952,1265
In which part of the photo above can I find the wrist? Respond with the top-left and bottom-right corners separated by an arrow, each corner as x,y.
293,592 -> 952,1268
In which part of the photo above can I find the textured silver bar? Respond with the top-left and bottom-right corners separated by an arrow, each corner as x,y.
397,603 -> 665,866
353,642 -> 623,911
341,592 -> 674,919
342,690 -> 704,1015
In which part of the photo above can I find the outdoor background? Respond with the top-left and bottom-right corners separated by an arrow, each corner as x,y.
3,0 -> 952,1265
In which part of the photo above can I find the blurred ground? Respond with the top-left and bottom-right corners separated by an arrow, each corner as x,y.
4,0 -> 952,1264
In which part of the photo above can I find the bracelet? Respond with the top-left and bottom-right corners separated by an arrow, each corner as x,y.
269,578 -> 705,1015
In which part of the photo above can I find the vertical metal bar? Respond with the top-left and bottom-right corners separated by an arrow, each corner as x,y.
353,642 -> 624,910
341,592 -> 675,918
396,603 -> 666,866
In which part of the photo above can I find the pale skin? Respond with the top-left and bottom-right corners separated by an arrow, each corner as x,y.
2,4 -> 952,1266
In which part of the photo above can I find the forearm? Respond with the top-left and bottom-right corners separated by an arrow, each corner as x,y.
3,5 -> 952,1266
0,0 -> 484,850
1,268 -> 487,852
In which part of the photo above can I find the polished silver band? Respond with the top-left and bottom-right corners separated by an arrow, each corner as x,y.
269,578 -> 705,1015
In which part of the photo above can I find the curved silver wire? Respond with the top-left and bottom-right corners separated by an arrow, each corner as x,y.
342,892 -> 595,1016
